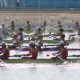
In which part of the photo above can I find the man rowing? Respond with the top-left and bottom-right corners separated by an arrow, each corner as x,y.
12,32 -> 20,47
56,21 -> 64,31
0,43 -> 10,60
41,21 -> 47,32
18,28 -> 24,44
59,34 -> 69,46
52,28 -> 65,40
10,21 -> 15,31
26,21 -> 31,31
29,28 -> 43,51
35,28 -> 43,51
73,21 -> 80,42
1,24 -> 9,39
53,44 -> 68,60
25,43 -> 38,59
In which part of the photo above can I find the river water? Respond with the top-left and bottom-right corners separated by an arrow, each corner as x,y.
0,63 -> 80,80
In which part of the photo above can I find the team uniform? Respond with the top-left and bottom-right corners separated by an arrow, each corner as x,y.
13,32 -> 20,47
29,48 -> 38,59
18,31 -> 24,43
1,48 -> 9,60
59,47 -> 68,59
26,21 -> 31,30
10,21 -> 15,30
1,24 -> 9,39
0,44 -> 10,60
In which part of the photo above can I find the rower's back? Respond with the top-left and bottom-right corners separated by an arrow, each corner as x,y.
59,44 -> 68,60
29,43 -> 38,59
1,44 -> 9,60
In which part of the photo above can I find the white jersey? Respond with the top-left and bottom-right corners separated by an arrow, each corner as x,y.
1,27 -> 8,34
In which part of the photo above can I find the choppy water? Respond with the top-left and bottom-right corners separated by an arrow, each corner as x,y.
0,63 -> 80,80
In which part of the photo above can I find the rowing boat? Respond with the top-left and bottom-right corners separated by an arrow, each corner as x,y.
2,58 -> 79,64
0,42 -> 80,51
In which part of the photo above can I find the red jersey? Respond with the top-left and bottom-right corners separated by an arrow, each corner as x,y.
60,48 -> 68,59
2,49 -> 9,59
29,48 -> 38,59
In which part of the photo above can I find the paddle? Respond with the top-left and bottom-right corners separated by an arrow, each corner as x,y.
0,53 -> 6,64
0,59 -> 5,64
52,53 -> 69,64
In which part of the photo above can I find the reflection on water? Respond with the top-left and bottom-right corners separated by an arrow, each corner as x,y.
0,63 -> 80,80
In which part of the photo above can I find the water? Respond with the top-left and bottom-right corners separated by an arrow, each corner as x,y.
0,27 -> 80,80
0,63 -> 80,80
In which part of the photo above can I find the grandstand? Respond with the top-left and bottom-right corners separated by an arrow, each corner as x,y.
0,0 -> 80,11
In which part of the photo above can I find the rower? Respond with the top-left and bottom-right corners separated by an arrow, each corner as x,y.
12,32 -> 20,47
37,34 -> 43,52
41,21 -> 47,32
10,21 -> 15,31
59,44 -> 68,60
53,28 -> 65,40
0,44 -> 10,60
18,28 -> 24,44
74,21 -> 80,42
0,29 -> 2,41
36,28 -> 42,35
28,43 -> 38,59
57,21 -> 63,31
75,21 -> 80,30
36,28 -> 43,51
26,21 -> 31,31
1,24 -> 9,39
53,44 -> 68,60
58,29 -> 65,36
30,32 -> 37,42
59,34 -> 69,46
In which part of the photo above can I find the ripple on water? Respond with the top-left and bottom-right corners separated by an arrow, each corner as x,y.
0,63 -> 80,80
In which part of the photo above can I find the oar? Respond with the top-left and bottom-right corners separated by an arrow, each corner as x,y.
0,54 -> 6,64
52,53 -> 69,64
0,59 -> 6,64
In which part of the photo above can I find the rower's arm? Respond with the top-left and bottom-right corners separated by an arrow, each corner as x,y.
53,51 -> 61,55
0,53 -> 3,56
